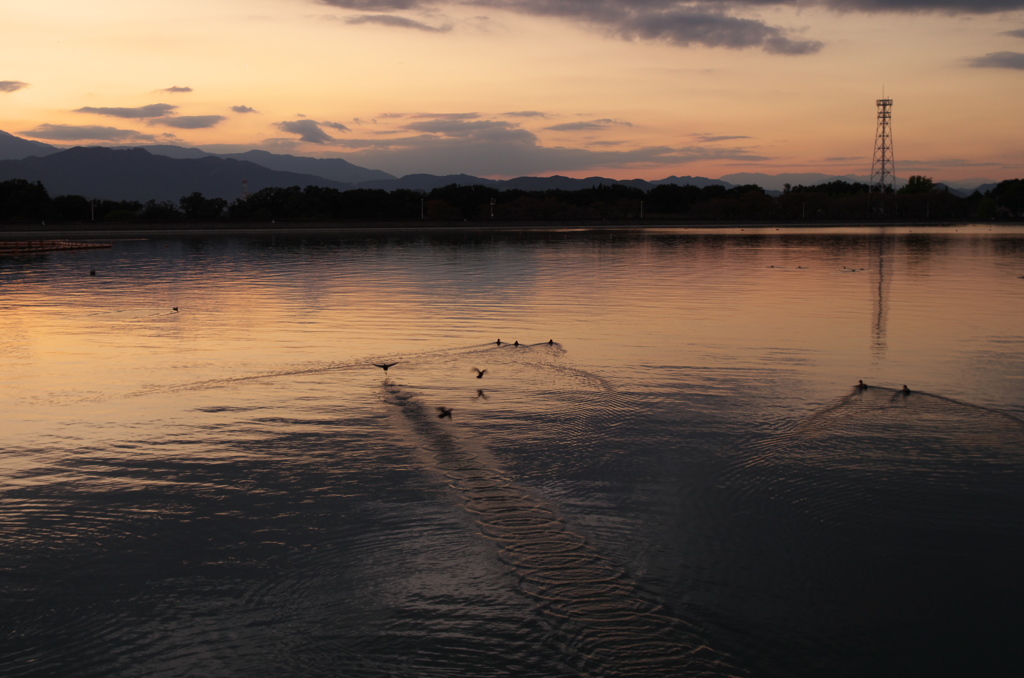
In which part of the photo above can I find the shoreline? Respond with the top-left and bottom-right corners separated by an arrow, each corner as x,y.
2,218 -> 1022,239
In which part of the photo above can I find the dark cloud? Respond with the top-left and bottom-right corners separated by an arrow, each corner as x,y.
470,0 -> 1024,17
345,14 -> 452,31
320,0 -> 422,8
323,120 -> 351,132
808,0 -> 1024,12
443,1 -> 822,53
1,80 -> 29,93
151,115 -> 227,129
504,110 -> 548,118
74,103 -> 177,119
232,105 -> 258,113
1005,29 -> 1024,38
318,116 -> 768,176
618,8 -> 823,54
19,123 -> 160,143
275,119 -> 336,143
966,51 -> 1024,69
162,85 -> 193,93
545,119 -> 633,131
318,1 -> 1024,54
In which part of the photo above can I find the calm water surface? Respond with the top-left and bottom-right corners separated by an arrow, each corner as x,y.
2,225 -> 1023,677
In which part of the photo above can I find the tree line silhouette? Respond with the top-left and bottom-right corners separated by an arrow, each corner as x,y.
1,176 -> 1022,225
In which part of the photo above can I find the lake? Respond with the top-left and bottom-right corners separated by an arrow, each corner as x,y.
2,225 -> 1023,677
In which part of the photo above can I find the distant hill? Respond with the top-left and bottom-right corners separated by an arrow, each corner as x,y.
0,130 -> 60,161
0,129 -> 1005,200
136,145 -> 395,184
0,146 -> 352,201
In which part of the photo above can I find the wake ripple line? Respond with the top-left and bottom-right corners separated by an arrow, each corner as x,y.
382,380 -> 745,678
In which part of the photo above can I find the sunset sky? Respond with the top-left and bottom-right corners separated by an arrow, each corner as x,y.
3,0 -> 1024,181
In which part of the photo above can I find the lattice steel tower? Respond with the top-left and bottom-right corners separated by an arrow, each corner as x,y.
870,97 -> 895,196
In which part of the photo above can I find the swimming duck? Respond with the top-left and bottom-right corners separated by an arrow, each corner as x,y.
901,385 -> 911,394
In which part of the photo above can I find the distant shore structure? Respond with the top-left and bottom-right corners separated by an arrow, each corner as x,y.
0,240 -> 112,255
870,95 -> 896,215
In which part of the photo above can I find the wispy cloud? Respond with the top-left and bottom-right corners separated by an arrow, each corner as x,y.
232,105 -> 258,113
966,51 -> 1024,69
0,80 -> 29,93
899,157 -> 1005,169
402,118 -> 525,137
161,85 -> 193,93
545,119 -> 633,132
344,14 -> 452,32
310,116 -> 768,176
151,115 -> 227,129
19,123 -> 160,143
504,110 -> 548,118
409,112 -> 479,120
74,103 -> 177,119
1003,28 -> 1024,38
692,133 -> 751,143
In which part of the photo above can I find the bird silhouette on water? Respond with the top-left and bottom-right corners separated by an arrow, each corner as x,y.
373,362 -> 398,372
513,341 -> 519,347
172,307 -> 179,312
495,339 -> 502,346
547,339 -> 554,345
856,379 -> 868,390
473,368 -> 487,379
436,406 -> 453,419
901,385 -> 911,394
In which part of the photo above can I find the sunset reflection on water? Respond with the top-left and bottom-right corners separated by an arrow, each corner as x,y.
2,225 -> 1023,677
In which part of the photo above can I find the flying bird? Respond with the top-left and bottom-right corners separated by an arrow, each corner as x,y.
373,362 -> 398,372
436,406 -> 453,419
473,368 -> 487,379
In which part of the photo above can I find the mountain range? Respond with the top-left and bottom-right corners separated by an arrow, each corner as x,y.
0,130 -> 999,202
